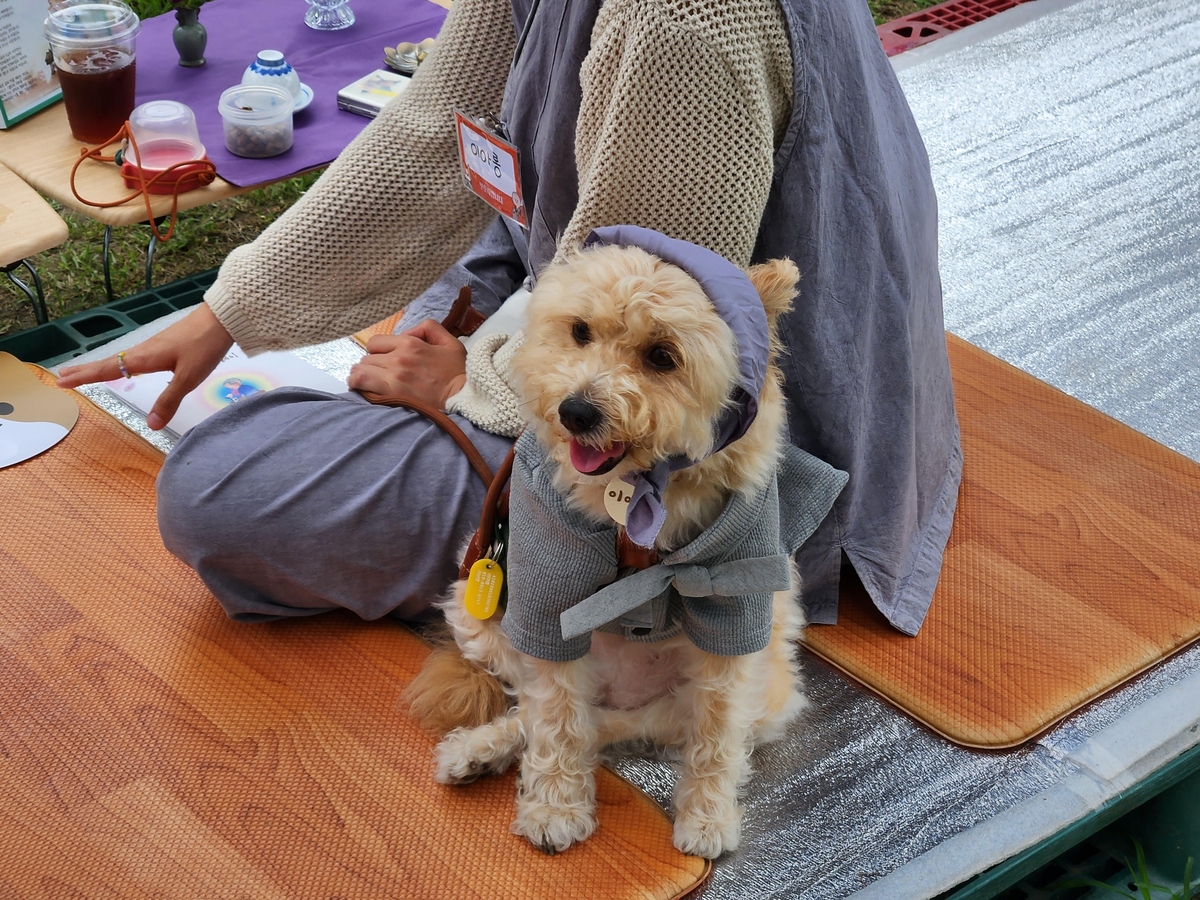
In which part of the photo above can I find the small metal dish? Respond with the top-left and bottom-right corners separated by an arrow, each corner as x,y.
384,38 -> 435,74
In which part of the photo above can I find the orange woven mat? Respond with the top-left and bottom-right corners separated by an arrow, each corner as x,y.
0,368 -> 708,899
803,336 -> 1200,749
353,313 -> 404,348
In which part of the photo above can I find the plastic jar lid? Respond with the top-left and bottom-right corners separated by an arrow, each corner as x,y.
44,0 -> 140,49
131,100 -> 198,134
129,100 -> 203,152
218,84 -> 294,124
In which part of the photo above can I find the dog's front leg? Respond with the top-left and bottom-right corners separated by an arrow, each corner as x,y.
672,650 -> 757,858
512,656 -> 598,854
435,708 -> 526,784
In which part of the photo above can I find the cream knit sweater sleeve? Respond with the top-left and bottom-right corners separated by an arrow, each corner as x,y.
449,0 -> 793,436
562,0 -> 793,268
202,0 -> 516,354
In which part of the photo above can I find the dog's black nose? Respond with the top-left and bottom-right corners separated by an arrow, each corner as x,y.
558,396 -> 603,434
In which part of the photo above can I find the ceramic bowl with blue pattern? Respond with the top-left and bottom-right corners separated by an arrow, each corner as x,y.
242,50 -> 301,101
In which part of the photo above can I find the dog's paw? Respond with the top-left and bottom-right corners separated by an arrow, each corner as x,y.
672,807 -> 741,858
433,728 -> 514,784
512,802 -> 596,855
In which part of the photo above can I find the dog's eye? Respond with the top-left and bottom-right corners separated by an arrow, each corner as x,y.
571,321 -> 591,346
646,345 -> 677,371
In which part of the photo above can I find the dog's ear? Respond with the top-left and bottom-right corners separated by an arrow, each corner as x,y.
747,259 -> 799,323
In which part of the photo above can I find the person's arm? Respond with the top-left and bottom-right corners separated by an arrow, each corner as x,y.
560,0 -> 792,266
206,0 -> 518,353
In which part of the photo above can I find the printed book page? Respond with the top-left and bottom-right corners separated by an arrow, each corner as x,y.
104,346 -> 346,439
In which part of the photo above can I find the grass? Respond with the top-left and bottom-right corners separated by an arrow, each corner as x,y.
870,0 -> 945,23
1,0 -> 938,338
1,173 -> 320,336
1055,841 -> 1198,900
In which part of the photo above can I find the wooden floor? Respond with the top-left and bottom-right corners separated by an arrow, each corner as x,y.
804,336 -> 1200,748
0,368 -> 708,899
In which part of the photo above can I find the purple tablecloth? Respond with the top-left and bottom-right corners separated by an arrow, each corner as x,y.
135,0 -> 447,186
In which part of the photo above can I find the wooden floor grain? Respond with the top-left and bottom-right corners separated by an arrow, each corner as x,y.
804,336 -> 1200,748
0,369 -> 709,899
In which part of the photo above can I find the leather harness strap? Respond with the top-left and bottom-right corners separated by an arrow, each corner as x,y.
459,446 -> 516,579
359,286 -> 496,488
442,284 -> 489,339
617,530 -> 659,569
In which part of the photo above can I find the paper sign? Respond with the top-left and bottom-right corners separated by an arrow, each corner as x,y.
0,0 -> 62,129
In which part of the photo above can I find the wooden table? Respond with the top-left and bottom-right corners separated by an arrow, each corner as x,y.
0,162 -> 69,267
0,162 -> 69,323
0,103 -> 251,228
0,102 -> 301,303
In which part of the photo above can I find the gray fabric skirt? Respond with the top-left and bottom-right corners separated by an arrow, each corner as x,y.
156,388 -> 516,622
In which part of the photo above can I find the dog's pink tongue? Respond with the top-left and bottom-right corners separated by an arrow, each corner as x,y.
569,440 -> 627,474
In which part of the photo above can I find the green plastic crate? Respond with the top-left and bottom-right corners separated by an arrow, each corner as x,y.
0,268 -> 217,367
938,742 -> 1200,900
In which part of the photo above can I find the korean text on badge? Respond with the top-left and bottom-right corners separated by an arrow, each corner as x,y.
454,110 -> 528,228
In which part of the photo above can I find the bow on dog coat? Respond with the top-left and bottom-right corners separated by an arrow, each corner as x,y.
501,431 -> 848,662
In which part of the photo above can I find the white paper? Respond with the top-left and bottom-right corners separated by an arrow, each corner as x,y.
104,346 -> 346,439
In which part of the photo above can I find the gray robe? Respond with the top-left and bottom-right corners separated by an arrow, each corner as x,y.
403,0 -> 962,635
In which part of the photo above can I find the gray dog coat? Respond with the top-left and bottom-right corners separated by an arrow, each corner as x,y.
501,431 -> 848,662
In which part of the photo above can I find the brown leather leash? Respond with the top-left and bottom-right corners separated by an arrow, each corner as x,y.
356,286 -> 515,577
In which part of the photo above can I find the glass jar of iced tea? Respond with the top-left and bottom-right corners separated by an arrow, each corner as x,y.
44,0 -> 141,144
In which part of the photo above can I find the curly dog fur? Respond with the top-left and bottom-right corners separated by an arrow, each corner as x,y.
405,245 -> 807,858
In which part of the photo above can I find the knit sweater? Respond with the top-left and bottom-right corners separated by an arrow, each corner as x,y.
202,0 -> 793,429
502,432 -> 849,661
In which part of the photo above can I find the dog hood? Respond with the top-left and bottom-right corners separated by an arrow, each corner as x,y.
584,226 -> 772,548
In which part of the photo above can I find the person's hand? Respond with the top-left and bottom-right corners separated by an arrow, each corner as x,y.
56,303 -> 234,430
349,319 -> 468,410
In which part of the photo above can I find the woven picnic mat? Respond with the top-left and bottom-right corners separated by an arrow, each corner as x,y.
353,312 -> 404,347
803,335 -> 1200,749
0,367 -> 709,899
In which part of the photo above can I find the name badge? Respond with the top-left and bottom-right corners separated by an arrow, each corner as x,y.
604,478 -> 633,526
454,111 -> 528,228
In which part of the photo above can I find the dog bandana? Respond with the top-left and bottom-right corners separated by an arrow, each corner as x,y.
583,226 -> 772,549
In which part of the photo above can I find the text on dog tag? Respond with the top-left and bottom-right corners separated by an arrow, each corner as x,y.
464,558 -> 504,619
604,478 -> 634,526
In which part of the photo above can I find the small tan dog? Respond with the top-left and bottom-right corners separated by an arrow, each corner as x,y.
407,227 -> 845,859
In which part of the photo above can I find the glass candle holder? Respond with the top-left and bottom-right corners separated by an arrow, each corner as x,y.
305,0 -> 354,31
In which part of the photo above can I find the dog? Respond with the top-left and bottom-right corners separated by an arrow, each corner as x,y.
405,227 -> 846,859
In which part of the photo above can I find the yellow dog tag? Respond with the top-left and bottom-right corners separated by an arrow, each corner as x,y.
464,558 -> 504,619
